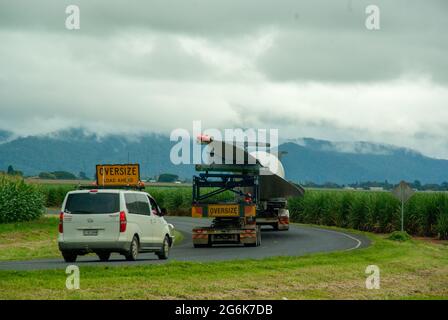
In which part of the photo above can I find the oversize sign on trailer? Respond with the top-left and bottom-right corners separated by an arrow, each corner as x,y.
208,204 -> 239,217
96,164 -> 140,186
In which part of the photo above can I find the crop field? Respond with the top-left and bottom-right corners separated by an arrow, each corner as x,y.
2,176 -> 447,239
35,181 -> 448,239
0,175 -> 45,223
289,190 -> 448,239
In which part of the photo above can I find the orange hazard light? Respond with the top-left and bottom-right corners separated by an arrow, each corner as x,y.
244,205 -> 256,217
192,206 -> 203,218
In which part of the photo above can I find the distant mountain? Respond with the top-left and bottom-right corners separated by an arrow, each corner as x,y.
1,129 -> 448,184
0,130 -> 13,144
0,129 -> 195,179
280,139 -> 448,184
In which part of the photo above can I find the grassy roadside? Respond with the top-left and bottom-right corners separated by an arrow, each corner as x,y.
0,216 -> 60,261
0,216 -> 183,261
0,224 -> 447,299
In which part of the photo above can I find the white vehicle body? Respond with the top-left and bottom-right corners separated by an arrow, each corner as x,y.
58,189 -> 174,262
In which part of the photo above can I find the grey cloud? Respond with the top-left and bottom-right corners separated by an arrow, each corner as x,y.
256,12 -> 448,82
1,0 -> 446,83
0,0 -> 448,159
1,0 -> 446,34
70,35 -> 217,81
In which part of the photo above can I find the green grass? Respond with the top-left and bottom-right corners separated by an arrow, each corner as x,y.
0,216 -> 183,261
0,216 -> 60,261
0,231 -> 447,299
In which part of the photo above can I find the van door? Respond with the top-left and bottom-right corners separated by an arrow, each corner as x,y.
148,196 -> 165,244
124,193 -> 152,246
62,191 -> 120,243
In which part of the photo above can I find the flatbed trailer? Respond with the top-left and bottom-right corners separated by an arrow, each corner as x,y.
191,165 -> 262,247
256,198 -> 290,231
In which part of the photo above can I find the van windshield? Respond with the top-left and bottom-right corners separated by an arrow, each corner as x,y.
65,193 -> 119,214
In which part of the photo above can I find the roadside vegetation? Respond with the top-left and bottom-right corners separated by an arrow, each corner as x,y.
40,184 -> 74,208
36,184 -> 448,239
288,190 -> 448,239
147,187 -> 233,216
0,229 -> 447,299
0,174 -> 45,223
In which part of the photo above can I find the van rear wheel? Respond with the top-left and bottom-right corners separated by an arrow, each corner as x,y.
62,251 -> 77,263
125,236 -> 139,261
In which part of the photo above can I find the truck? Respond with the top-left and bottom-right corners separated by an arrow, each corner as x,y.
191,163 -> 262,247
191,137 -> 304,247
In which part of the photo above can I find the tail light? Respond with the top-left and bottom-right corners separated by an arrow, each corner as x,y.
119,211 -> 127,232
58,212 -> 64,233
244,205 -> 256,217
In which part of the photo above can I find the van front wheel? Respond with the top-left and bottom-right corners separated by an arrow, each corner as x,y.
156,236 -> 170,260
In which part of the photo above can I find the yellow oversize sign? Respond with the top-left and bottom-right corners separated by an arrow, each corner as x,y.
208,204 -> 240,217
96,164 -> 140,186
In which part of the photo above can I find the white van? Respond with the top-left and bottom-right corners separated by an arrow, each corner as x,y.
58,189 -> 174,262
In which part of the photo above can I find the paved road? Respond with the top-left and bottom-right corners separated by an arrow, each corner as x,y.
0,216 -> 370,271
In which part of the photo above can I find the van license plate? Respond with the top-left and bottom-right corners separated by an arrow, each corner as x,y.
83,230 -> 98,236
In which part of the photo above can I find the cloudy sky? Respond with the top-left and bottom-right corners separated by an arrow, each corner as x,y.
0,0 -> 447,157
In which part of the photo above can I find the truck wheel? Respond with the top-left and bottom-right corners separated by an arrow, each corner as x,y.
97,252 -> 111,262
125,236 -> 139,261
62,251 -> 77,263
156,235 -> 170,260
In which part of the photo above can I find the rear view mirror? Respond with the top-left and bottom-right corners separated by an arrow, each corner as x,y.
161,208 -> 167,216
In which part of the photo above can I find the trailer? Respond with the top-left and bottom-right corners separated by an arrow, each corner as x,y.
191,164 -> 262,247
255,198 -> 290,231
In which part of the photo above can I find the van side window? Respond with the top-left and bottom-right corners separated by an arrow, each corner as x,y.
135,194 -> 151,215
125,194 -> 139,214
148,197 -> 160,216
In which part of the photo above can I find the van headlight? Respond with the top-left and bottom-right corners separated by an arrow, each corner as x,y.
168,223 -> 175,235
